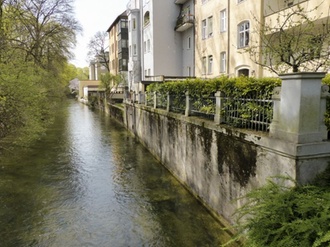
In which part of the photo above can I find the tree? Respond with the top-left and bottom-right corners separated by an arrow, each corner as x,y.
2,0 -> 81,69
246,2 -> 330,74
87,31 -> 109,71
0,0 -> 81,147
100,72 -> 126,99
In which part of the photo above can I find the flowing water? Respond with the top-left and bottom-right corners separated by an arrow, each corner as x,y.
0,100 -> 235,247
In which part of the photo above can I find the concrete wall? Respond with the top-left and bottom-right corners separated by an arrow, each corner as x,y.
115,103 -> 329,225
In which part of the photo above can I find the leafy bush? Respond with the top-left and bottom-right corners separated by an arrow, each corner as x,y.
322,74 -> 330,132
226,173 -> 330,247
147,77 -> 281,129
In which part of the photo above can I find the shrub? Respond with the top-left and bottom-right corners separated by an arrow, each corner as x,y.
226,175 -> 330,247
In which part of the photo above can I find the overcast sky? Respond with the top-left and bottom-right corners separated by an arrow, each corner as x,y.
70,0 -> 128,68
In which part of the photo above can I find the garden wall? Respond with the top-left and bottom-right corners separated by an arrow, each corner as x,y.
118,103 -> 330,225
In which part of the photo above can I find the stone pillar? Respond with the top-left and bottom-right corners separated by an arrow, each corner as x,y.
269,72 -> 328,143
153,92 -> 157,109
166,92 -> 171,112
214,91 -> 225,124
145,92 -> 148,106
185,91 -> 192,117
138,91 -> 144,104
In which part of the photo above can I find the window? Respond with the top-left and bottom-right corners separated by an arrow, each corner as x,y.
187,66 -> 191,76
187,36 -> 191,49
133,44 -> 137,55
238,21 -> 250,48
148,69 -> 151,75
144,41 -> 146,53
202,56 -> 206,75
133,18 -> 136,30
208,55 -> 213,74
202,19 -> 207,39
147,39 -> 150,52
208,16 -> 213,37
238,0 -> 245,3
220,52 -> 226,73
144,11 -> 150,26
238,68 -> 249,76
220,9 -> 227,32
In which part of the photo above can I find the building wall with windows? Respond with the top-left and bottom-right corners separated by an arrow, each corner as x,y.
126,0 -> 195,92
107,11 -> 129,90
195,0 -> 263,78
127,0 -> 142,91
107,12 -> 129,75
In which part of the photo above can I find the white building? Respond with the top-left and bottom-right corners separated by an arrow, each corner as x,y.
126,0 -> 195,92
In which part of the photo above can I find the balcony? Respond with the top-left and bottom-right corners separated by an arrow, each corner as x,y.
175,14 -> 194,32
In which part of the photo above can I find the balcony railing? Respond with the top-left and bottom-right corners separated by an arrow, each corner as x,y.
175,14 -> 194,32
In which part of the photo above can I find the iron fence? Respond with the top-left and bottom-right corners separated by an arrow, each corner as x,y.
222,94 -> 273,132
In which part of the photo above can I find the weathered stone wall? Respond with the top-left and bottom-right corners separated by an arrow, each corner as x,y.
108,102 -> 330,225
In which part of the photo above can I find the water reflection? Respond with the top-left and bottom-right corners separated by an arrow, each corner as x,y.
0,100 -> 236,247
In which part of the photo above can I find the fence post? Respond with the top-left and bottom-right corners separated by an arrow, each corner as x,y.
166,92 -> 170,112
145,92 -> 148,106
138,91 -> 144,104
214,91 -> 224,124
185,91 -> 192,116
153,92 -> 157,109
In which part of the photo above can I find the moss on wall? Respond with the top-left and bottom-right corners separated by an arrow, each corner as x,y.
216,132 -> 257,187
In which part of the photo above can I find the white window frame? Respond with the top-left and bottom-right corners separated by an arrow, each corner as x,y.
220,9 -> 227,32
208,16 -> 213,37
220,52 -> 226,73
202,19 -> 207,39
202,56 -> 207,75
208,55 -> 213,74
238,21 -> 250,48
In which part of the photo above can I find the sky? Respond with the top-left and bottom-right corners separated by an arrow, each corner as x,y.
70,0 -> 128,68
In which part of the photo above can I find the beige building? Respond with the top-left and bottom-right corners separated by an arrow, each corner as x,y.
195,0 -> 263,78
195,0 -> 329,78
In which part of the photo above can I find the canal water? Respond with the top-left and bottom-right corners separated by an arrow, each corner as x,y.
0,100 -> 235,247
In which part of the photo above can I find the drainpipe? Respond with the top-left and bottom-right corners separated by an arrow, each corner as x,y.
227,0 -> 230,75
259,0 -> 265,78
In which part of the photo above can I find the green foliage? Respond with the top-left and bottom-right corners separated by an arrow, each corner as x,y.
227,174 -> 330,247
147,76 -> 281,99
147,77 -> 281,127
0,0 -> 80,148
322,74 -> 330,132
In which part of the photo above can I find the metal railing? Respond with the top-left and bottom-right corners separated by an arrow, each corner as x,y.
125,91 -> 274,132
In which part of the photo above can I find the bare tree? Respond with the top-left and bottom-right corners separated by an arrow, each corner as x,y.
87,31 -> 109,71
3,0 -> 82,68
246,2 -> 330,75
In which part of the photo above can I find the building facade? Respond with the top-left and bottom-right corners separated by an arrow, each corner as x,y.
126,0 -> 195,92
107,11 -> 129,90
110,0 -> 329,92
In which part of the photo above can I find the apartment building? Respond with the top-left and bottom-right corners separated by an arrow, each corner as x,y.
195,0 -> 264,78
126,0 -> 195,92
120,0 -> 328,90
107,11 -> 129,89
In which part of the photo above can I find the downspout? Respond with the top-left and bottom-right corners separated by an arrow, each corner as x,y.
227,0 -> 230,75
139,0 -> 144,92
193,0 -> 196,77
259,0 -> 265,78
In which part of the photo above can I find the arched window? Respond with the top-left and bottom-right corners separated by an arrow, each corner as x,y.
144,11 -> 150,26
238,68 -> 249,77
